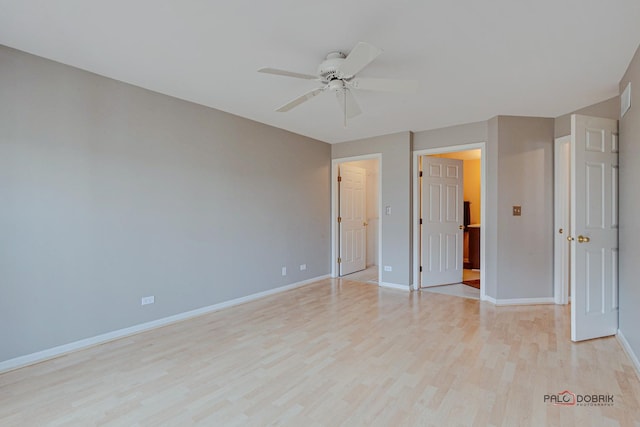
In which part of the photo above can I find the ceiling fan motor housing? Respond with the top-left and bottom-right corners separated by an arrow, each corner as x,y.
318,51 -> 347,81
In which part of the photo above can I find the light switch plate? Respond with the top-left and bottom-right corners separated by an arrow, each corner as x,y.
513,205 -> 522,216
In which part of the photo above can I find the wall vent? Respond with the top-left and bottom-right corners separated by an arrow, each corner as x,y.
621,82 -> 631,118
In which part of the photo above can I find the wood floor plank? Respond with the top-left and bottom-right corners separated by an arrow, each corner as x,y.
1,277 -> 639,426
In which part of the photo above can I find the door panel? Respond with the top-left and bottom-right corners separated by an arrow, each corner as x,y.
585,162 -> 604,228
339,165 -> 367,276
571,114 -> 618,341
421,156 -> 464,287
445,185 -> 458,221
584,249 -> 604,314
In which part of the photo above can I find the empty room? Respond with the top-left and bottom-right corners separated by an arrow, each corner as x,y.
2,1 -> 640,425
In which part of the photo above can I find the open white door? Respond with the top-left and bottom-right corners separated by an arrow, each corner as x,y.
421,156 -> 464,287
570,114 -> 618,342
339,165 -> 367,276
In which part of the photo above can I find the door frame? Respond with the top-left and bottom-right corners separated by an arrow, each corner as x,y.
412,143 -> 487,300
331,154 -> 383,279
554,135 -> 571,305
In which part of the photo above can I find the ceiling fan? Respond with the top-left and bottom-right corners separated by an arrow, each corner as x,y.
258,42 -> 418,126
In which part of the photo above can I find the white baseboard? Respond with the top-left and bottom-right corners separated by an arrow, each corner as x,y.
484,296 -> 555,306
379,282 -> 411,291
617,329 -> 640,380
0,274 -> 330,374
483,295 -> 497,304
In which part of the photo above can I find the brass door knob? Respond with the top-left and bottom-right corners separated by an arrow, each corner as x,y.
567,236 -> 574,241
459,225 -> 464,230
363,222 -> 368,226
577,235 -> 590,243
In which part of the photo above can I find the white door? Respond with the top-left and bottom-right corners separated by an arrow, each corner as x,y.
570,114 -> 618,342
421,156 -> 464,287
339,165 -> 367,276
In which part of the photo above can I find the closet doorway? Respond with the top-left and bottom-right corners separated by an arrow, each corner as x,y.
331,155 -> 382,284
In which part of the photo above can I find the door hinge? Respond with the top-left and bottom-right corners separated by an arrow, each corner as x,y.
420,218 -> 423,225
338,216 -> 342,223
420,266 -> 423,272
338,175 -> 342,182
338,257 -> 342,264
419,171 -> 423,177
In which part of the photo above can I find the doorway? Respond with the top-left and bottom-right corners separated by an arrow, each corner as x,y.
413,143 -> 486,299
331,155 -> 382,283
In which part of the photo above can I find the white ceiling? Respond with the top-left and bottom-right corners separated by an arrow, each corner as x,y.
1,1 -> 640,144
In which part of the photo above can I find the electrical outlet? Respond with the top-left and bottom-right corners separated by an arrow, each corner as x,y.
141,296 -> 154,306
384,266 -> 392,272
299,264 -> 307,271
281,266 -> 287,276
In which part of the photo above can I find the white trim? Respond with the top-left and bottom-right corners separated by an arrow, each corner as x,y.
493,297 -> 556,306
331,154 -> 383,281
412,143 -> 487,302
554,135 -> 571,305
379,282 -> 411,291
0,274 -> 330,374
617,329 -> 640,380
483,295 -> 498,305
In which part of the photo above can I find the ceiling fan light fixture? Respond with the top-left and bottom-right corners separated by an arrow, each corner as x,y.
328,80 -> 345,91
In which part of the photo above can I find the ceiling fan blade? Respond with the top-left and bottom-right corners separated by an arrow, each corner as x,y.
338,42 -> 383,78
349,77 -> 419,93
276,87 -> 326,112
336,89 -> 362,119
258,67 -> 318,80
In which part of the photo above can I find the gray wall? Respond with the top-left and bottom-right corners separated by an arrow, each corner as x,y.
413,121 -> 488,150
331,132 -> 411,287
555,96 -> 620,137
0,45 -> 331,363
495,116 -> 555,299
485,118 -> 500,299
619,44 -> 640,363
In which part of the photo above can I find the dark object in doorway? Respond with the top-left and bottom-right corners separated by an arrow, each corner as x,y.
462,279 -> 480,289
463,201 -> 471,229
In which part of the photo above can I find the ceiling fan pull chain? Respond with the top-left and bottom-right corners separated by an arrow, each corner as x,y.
344,88 -> 347,128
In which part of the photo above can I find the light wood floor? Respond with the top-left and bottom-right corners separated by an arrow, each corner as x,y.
341,265 -> 379,283
2,277 -> 639,426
